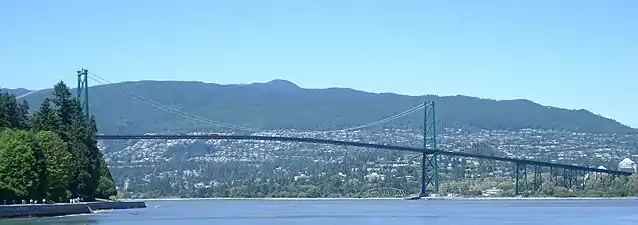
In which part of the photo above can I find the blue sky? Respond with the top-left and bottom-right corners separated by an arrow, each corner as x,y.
1,0 -> 636,127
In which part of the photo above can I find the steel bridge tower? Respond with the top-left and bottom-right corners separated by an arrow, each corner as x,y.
77,68 -> 89,119
420,101 -> 439,197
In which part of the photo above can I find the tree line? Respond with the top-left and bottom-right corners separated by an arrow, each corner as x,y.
123,170 -> 638,199
117,155 -> 638,199
0,82 -> 116,203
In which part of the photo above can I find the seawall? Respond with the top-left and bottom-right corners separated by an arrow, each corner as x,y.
87,201 -> 147,210
0,204 -> 90,219
0,201 -> 146,219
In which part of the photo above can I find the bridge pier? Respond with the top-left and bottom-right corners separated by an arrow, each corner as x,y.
515,162 -> 520,195
420,153 -> 427,197
523,163 -> 528,192
533,165 -> 542,192
418,152 -> 439,197
419,102 -> 439,198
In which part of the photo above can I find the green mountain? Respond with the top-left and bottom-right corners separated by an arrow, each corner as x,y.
15,80 -> 635,134
0,88 -> 31,97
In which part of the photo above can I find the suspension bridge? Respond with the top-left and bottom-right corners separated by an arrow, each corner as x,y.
65,69 -> 633,198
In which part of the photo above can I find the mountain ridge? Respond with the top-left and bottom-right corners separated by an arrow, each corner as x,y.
7,79 -> 635,134
0,88 -> 32,97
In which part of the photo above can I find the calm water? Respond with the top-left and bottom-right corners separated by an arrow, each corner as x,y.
5,199 -> 638,224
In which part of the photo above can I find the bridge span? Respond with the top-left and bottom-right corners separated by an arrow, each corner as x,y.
96,134 -> 632,176
57,69 -> 634,198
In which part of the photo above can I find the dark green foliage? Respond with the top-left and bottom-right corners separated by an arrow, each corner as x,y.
625,174 -> 638,196
439,173 -> 638,198
0,130 -> 45,200
31,99 -> 58,132
0,93 -> 30,130
34,131 -> 72,202
99,158 -> 115,183
50,82 -> 74,141
18,100 -> 30,130
66,101 -> 93,198
0,82 -> 117,203
126,169 -> 638,199
85,116 -> 105,199
0,181 -> 24,200
94,176 -> 117,199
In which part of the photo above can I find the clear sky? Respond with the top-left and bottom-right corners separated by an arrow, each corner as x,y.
1,0 -> 636,127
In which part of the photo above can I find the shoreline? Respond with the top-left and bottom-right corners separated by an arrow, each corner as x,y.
135,196 -> 638,201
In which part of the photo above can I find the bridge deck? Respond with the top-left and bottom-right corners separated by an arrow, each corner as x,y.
96,134 -> 633,176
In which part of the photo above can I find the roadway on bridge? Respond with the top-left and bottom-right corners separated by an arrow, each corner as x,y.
96,134 -> 633,176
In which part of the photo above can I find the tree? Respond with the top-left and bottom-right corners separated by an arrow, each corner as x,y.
95,157 -> 117,199
68,141 -> 91,199
48,82 -> 94,199
49,83 -> 84,198
99,158 -> 115,182
0,181 -> 25,201
34,131 -> 73,202
94,177 -> 117,199
18,100 -> 30,130
32,98 -> 58,132
50,82 -> 75,140
622,174 -> 638,196
0,130 -> 45,200
0,93 -> 22,129
84,116 -> 106,199
67,100 -> 101,200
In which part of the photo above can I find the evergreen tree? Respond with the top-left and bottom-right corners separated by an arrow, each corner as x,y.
0,93 -> 20,129
49,82 -> 90,199
71,100 -> 99,199
18,100 -> 30,130
68,141 -> 91,198
87,116 -> 113,198
99,158 -> 115,182
50,82 -> 75,140
32,98 -> 58,132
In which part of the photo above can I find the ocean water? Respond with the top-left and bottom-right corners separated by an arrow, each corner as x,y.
5,199 -> 638,225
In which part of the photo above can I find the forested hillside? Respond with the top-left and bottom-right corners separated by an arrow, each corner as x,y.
17,80 -> 635,134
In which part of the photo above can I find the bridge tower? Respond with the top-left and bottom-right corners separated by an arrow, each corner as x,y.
420,101 -> 439,197
77,68 -> 89,119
